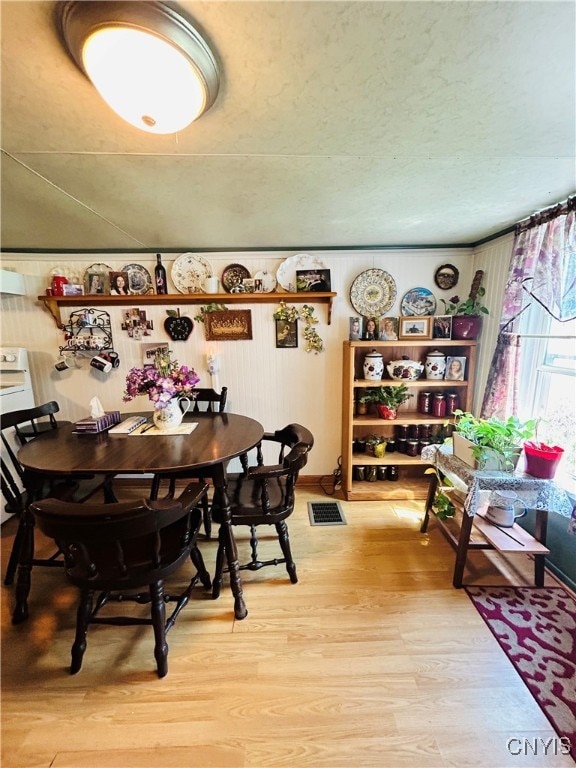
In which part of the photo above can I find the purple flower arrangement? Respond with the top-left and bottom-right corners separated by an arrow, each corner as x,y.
123,348 -> 200,410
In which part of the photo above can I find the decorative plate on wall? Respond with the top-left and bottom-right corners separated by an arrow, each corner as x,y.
171,253 -> 213,294
122,263 -> 154,295
349,269 -> 396,317
400,287 -> 437,316
276,253 -> 326,293
222,263 -> 251,293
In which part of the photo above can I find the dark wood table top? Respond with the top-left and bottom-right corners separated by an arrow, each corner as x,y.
17,412 -> 264,476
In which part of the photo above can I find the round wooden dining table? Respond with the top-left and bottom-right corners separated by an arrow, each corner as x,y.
15,412 -> 264,624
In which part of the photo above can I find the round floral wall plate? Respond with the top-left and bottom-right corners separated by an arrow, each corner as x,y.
171,253 -> 213,294
401,287 -> 437,316
276,253 -> 325,292
349,269 -> 396,317
222,263 -> 251,292
121,263 -> 153,295
254,270 -> 277,293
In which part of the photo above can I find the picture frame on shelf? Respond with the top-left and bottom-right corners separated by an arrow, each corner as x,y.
62,283 -> 84,296
109,271 -> 130,295
295,269 -> 331,292
363,317 -> 378,340
445,356 -> 467,381
433,315 -> 452,339
379,316 -> 398,340
398,316 -> 432,339
349,316 -> 362,340
275,319 -> 298,348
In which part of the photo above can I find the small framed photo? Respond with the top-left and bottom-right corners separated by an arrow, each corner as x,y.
362,317 -> 379,340
445,356 -> 466,381
379,316 -> 398,340
62,283 -> 84,296
399,317 -> 432,339
109,271 -> 130,295
295,269 -> 331,292
349,316 -> 362,340
84,265 -> 110,295
433,315 -> 452,339
275,319 -> 298,348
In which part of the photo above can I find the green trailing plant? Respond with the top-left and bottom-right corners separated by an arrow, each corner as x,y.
194,303 -> 228,322
364,384 -> 413,409
453,409 -> 537,470
424,466 -> 457,519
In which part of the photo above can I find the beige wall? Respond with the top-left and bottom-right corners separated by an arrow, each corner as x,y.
1,248 -> 492,476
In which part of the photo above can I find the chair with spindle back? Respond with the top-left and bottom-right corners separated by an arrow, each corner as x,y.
1,402 -> 108,586
31,482 -> 210,677
210,423 -> 314,599
150,387 -> 228,538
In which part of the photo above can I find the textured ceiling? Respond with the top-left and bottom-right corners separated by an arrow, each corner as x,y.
1,0 -> 574,252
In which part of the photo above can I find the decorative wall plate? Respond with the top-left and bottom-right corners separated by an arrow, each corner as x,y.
401,287 -> 437,316
171,253 -> 213,294
83,263 -> 111,295
122,263 -> 153,295
222,263 -> 251,292
349,269 -> 396,317
276,253 -> 325,293
253,270 -> 277,293
434,263 -> 459,291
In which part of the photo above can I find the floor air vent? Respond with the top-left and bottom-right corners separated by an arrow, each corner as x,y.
308,501 -> 347,526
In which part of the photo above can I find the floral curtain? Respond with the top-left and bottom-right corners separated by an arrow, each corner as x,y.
481,196 -> 576,419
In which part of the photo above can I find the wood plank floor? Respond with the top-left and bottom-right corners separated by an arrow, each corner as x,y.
1,486 -> 573,768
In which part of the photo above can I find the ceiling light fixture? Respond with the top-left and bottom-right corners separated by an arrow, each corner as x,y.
56,1 -> 220,135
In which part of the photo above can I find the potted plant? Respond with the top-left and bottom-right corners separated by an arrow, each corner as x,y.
365,384 -> 413,420
451,409 -> 537,471
440,269 -> 489,340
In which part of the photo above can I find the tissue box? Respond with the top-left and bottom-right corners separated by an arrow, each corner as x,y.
74,411 -> 121,433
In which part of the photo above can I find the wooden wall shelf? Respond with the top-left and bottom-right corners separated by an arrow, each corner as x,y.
38,291 -> 337,327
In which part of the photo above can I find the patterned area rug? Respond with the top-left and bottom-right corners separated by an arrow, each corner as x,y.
466,586 -> 576,760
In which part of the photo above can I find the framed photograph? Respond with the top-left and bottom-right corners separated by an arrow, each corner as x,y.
398,316 -> 432,339
62,283 -> 84,296
379,316 -> 398,340
362,317 -> 379,340
349,316 -> 362,340
433,315 -> 453,339
205,310 -> 252,341
142,342 -> 168,367
84,265 -> 110,295
295,269 -> 331,292
275,319 -> 298,348
109,271 -> 130,295
445,356 -> 466,381
434,263 -> 460,291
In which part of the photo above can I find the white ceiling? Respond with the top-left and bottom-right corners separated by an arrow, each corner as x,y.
1,0 -> 574,253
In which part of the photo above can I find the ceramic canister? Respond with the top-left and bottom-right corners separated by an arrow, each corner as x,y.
425,350 -> 447,380
363,349 -> 384,380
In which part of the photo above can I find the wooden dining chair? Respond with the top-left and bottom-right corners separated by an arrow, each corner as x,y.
210,423 -> 314,599
1,402 -> 108,586
30,482 -> 211,678
150,386 -> 228,538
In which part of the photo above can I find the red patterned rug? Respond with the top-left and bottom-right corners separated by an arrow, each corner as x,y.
466,586 -> 576,761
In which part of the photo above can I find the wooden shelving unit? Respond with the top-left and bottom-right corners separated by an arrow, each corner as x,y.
341,339 -> 478,501
38,291 -> 337,328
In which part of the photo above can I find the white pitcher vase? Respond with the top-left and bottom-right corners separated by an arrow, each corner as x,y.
153,397 -> 191,431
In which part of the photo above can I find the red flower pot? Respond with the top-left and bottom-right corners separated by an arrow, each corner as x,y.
451,315 -> 483,340
523,441 -> 564,479
376,405 -> 397,420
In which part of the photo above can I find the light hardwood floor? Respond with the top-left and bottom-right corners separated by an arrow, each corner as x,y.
1,486 -> 573,768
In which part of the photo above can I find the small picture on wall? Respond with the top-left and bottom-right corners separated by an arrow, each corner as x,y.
109,271 -> 130,295
295,269 -> 332,292
276,319 -> 298,348
445,356 -> 466,381
363,317 -> 378,340
349,316 -> 362,340
142,342 -> 169,368
379,317 -> 398,340
399,316 -> 432,339
433,315 -> 452,339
